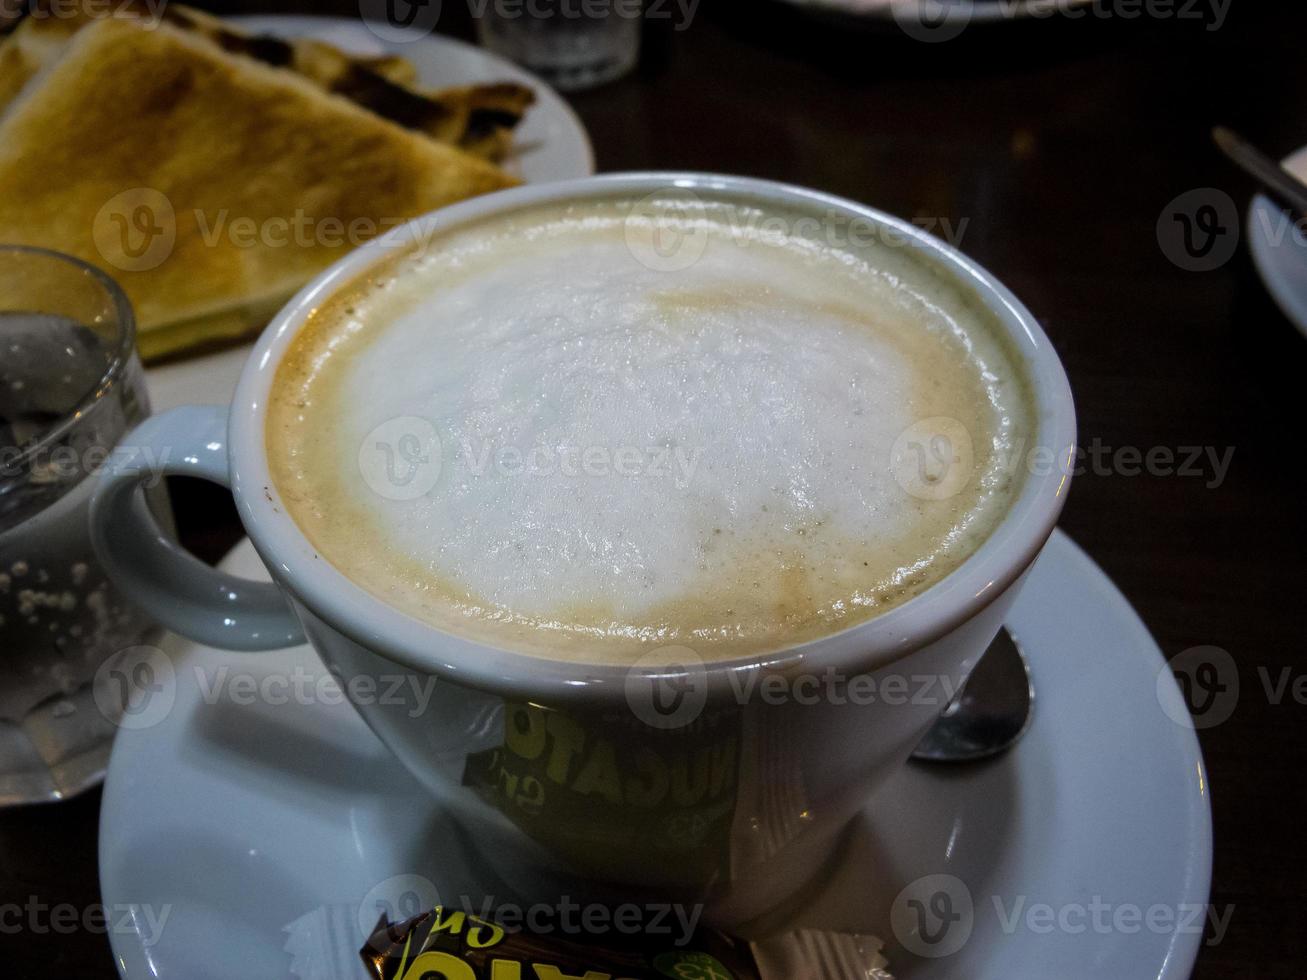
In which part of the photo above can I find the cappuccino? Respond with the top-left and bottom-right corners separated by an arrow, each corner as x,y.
268,195 -> 1033,661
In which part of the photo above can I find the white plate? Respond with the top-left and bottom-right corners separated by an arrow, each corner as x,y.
99,530 -> 1211,979
1247,145 -> 1307,340
145,15 -> 594,415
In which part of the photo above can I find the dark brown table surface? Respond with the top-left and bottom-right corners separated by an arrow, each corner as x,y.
2,1 -> 1304,976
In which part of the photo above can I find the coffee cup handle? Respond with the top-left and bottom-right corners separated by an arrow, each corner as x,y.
90,404 -> 305,651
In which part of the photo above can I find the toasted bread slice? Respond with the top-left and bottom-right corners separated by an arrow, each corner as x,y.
0,2 -> 534,160
421,82 -> 537,162
355,53 -> 419,86
0,16 -> 517,359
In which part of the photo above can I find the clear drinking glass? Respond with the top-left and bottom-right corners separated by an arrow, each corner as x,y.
475,0 -> 643,91
0,246 -> 162,804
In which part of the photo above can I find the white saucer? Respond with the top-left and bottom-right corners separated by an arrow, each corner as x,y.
145,14 -> 595,415
99,530 -> 1211,979
1248,145 -> 1307,340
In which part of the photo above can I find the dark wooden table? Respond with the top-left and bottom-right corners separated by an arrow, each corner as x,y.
2,1 -> 1304,976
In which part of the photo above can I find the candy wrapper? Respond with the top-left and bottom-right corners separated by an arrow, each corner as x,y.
361,905 -> 762,979
361,904 -> 891,980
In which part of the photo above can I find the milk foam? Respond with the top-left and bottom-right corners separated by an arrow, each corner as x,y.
268,198 -> 1032,661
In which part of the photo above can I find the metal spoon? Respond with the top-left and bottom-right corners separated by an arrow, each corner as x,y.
911,627 -> 1033,763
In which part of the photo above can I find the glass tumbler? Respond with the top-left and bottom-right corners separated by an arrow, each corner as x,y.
0,246 -> 163,804
475,0 -> 643,91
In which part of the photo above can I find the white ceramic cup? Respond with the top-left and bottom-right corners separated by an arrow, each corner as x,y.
90,173 -> 1075,927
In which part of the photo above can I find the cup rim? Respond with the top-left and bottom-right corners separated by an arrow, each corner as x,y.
0,245 -> 138,477
229,172 -> 1076,702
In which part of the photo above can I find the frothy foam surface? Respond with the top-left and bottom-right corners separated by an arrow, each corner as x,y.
268,197 -> 1032,662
